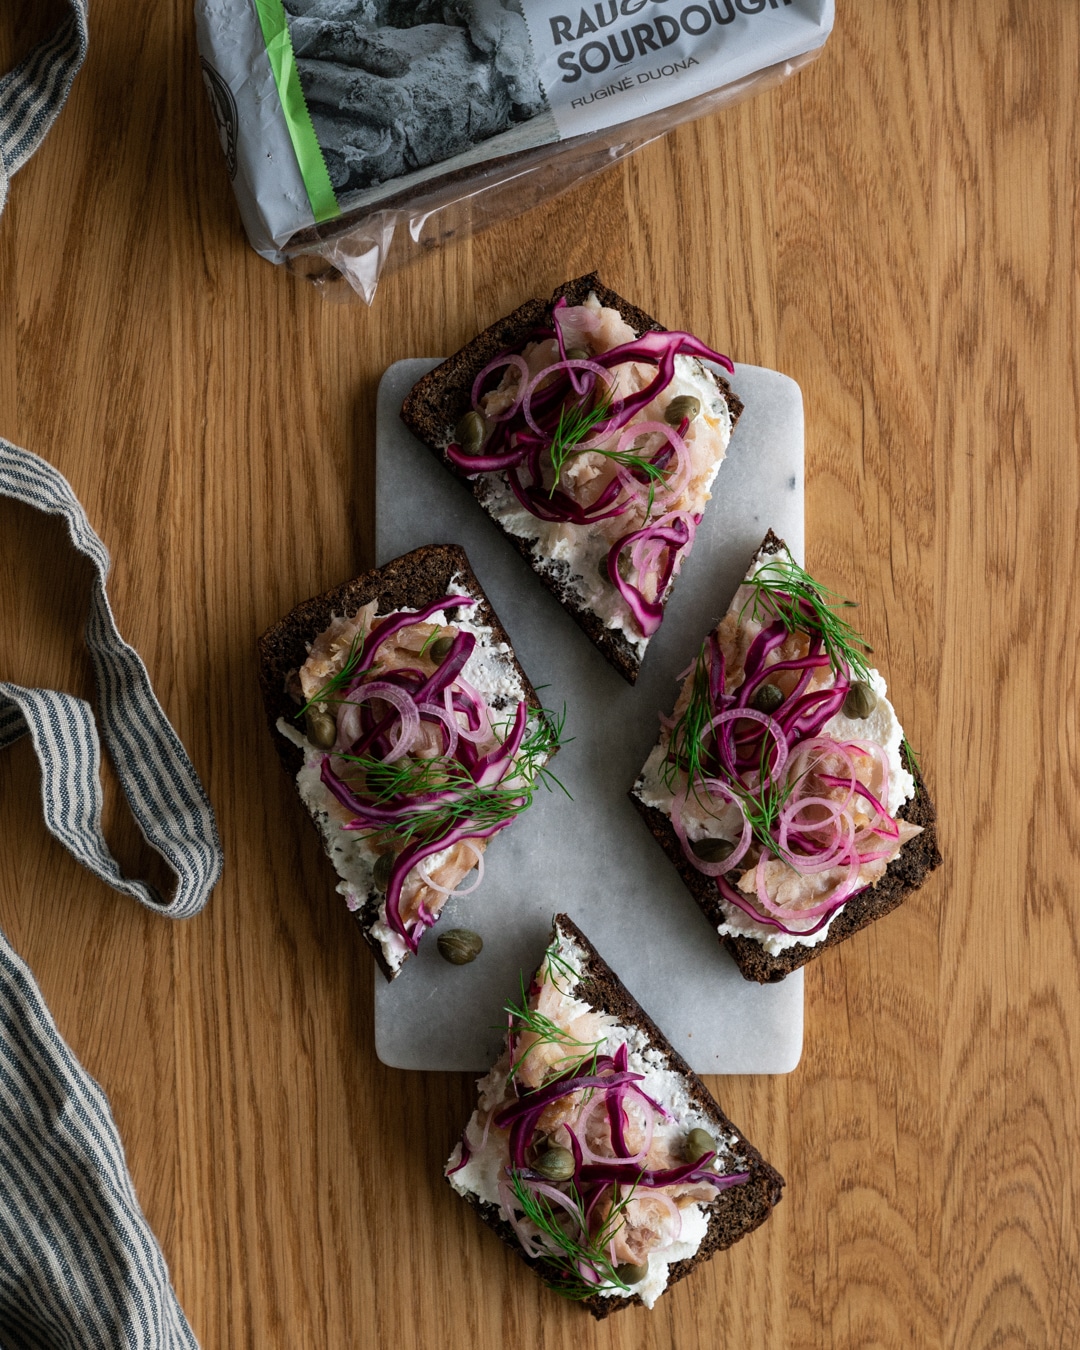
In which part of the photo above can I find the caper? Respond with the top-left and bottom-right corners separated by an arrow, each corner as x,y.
564,345 -> 591,361
684,1127 -> 717,1164
304,709 -> 337,749
615,1261 -> 650,1285
532,1145 -> 575,1181
436,928 -> 483,965
665,394 -> 700,426
750,683 -> 784,714
428,635 -> 455,663
454,410 -> 485,455
691,837 -> 734,865
600,551 -> 632,584
372,850 -> 396,892
843,680 -> 878,720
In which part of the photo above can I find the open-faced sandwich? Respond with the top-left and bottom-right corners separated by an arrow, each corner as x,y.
257,545 -> 561,980
446,914 -> 784,1317
631,532 -> 941,983
400,273 -> 743,684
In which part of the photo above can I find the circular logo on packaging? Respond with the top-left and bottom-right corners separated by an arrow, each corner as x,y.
200,58 -> 238,181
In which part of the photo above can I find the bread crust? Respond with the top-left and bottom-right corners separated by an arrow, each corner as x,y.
399,273 -> 743,684
449,913 -> 784,1318
256,544 -> 544,980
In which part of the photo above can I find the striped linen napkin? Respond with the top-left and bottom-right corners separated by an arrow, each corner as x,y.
2,7 -> 223,1344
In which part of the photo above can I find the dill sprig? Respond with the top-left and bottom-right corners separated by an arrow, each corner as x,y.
296,633 -> 364,719
659,640 -> 713,797
547,396 -> 666,505
340,708 -> 568,847
738,555 -> 873,683
547,396 -> 615,492
507,1171 -> 639,1301
416,624 -> 442,660
541,940 -> 582,997
733,737 -> 802,857
504,972 -> 601,1085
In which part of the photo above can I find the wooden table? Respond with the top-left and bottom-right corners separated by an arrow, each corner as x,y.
2,3 -> 1077,1346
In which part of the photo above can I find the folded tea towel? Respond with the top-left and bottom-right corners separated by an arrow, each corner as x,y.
0,0 -> 87,218
1,7 -> 222,1344
0,447 -> 221,1349
0,443 -> 222,1349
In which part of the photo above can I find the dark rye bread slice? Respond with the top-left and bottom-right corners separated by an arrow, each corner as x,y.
257,544 -> 544,982
448,913 -> 784,1318
630,769 -> 941,983
400,272 -> 744,685
628,529 -> 943,982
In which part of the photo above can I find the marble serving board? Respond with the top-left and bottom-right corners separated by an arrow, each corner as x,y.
373,360 -> 804,1075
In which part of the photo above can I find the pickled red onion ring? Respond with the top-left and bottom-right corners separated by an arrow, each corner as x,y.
416,701 -> 458,760
416,838 -> 485,896
472,353 -> 530,422
670,782 -> 752,876
612,420 -> 691,505
521,359 -> 614,439
334,681 -> 419,761
701,707 -> 790,787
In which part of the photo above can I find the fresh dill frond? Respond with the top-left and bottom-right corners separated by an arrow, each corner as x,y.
340,707 -> 566,847
504,973 -> 601,1084
541,940 -> 582,997
736,772 -> 798,858
547,395 -> 615,493
546,397 -> 668,512
507,1172 -> 638,1301
417,625 -> 441,660
739,555 -> 873,683
660,639 -> 714,797
297,633 -> 364,719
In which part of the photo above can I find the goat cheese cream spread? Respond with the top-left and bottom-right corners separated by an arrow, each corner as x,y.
277,592 -> 527,973
446,932 -> 747,1308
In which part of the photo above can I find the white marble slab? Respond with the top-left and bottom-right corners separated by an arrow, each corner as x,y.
373,360 -> 804,1074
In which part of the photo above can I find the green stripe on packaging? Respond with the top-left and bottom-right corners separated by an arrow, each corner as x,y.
252,0 -> 340,223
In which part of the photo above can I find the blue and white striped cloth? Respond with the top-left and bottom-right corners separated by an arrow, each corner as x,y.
2,6 -> 222,1344
0,0 -> 87,217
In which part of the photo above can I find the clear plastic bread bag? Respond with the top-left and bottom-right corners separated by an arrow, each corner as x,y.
195,0 -> 834,304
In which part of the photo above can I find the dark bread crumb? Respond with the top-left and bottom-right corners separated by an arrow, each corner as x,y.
256,544 -> 543,981
628,530 -> 943,982
450,913 -> 784,1318
400,273 -> 743,685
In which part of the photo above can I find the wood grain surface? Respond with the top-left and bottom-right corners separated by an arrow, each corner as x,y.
1,2 -> 1078,1346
